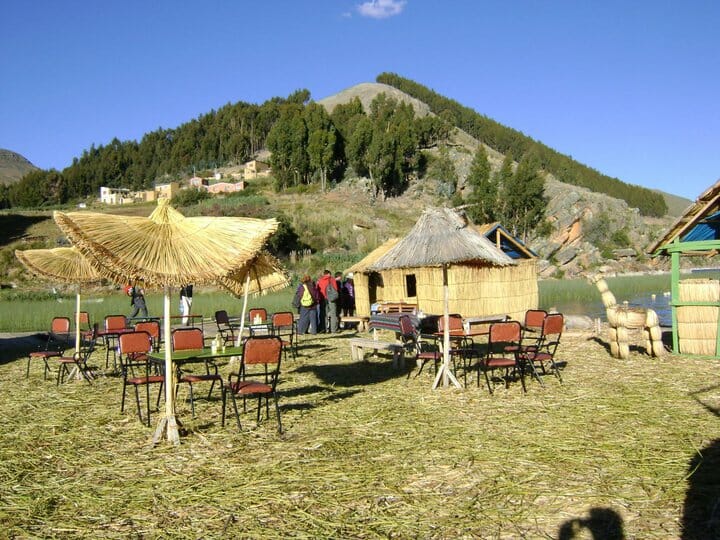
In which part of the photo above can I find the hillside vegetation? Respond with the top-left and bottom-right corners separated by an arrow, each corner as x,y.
376,73 -> 668,217
2,74 -> 669,219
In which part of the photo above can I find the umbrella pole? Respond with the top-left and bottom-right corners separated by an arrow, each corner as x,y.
235,273 -> 251,347
154,286 -> 181,446
432,265 -> 461,389
75,286 -> 81,354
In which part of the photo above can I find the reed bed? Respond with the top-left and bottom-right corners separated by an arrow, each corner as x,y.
1,329 -> 719,538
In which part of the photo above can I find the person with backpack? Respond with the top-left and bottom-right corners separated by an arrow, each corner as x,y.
317,269 -> 339,333
292,274 -> 320,335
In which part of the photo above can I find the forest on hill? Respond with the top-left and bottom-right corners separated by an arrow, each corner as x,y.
377,73 -> 668,217
0,74 -> 666,224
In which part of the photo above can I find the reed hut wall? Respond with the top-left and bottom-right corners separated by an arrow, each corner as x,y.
353,259 -> 537,320
677,279 -> 720,356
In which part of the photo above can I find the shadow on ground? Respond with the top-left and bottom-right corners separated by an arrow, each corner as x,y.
0,214 -> 50,248
0,333 -> 47,366
557,507 -> 625,539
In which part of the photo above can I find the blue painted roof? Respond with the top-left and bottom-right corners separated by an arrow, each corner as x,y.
681,210 -> 720,242
482,223 -> 537,259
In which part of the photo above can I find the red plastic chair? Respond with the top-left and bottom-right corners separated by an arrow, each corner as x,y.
222,336 -> 283,433
522,313 -> 564,384
26,316 -> 71,379
135,320 -> 161,352
399,315 -> 441,379
56,323 -> 99,385
271,311 -> 296,361
173,328 -> 223,418
119,331 -> 163,426
249,307 -> 268,323
478,321 -> 526,394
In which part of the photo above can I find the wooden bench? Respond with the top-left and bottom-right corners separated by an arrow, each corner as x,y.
341,316 -> 369,331
349,337 -> 405,368
376,302 -> 418,314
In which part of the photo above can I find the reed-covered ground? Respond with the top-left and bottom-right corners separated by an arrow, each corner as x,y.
1,327 -> 719,539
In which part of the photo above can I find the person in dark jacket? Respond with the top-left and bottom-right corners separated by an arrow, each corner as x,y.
128,282 -> 148,321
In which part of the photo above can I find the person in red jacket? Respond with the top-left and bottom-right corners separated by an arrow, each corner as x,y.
317,269 -> 339,333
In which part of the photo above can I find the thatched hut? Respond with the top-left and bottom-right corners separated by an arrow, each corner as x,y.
650,178 -> 720,356
346,209 -> 538,321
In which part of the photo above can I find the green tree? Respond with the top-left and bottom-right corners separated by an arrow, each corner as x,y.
502,154 -> 546,240
426,145 -> 458,199
465,145 -> 497,224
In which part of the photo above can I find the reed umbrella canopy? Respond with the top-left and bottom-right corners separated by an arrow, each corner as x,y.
53,199 -> 279,445
370,207 -> 515,388
53,199 -> 278,288
219,250 -> 290,345
15,246 -> 102,284
15,247 -> 103,354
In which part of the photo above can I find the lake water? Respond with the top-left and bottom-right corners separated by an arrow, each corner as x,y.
549,292 -> 673,327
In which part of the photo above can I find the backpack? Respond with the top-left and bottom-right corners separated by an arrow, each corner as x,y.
326,283 -> 339,302
301,284 -> 314,307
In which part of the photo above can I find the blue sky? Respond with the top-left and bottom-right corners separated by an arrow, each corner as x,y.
1,0 -> 718,200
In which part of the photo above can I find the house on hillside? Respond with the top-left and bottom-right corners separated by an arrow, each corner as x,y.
188,176 -> 210,189
99,187 -> 132,205
345,211 -> 538,320
155,182 -> 179,200
206,181 -> 245,194
650,178 -> 720,356
243,159 -> 271,179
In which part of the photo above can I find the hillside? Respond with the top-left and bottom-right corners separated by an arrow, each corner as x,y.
318,82 -> 690,218
0,149 -> 37,186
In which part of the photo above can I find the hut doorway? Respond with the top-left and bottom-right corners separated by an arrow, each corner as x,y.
405,273 -> 417,299
368,272 -> 384,304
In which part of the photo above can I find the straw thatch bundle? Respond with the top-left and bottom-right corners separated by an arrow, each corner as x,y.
677,279 -> 720,355
53,200 -> 278,289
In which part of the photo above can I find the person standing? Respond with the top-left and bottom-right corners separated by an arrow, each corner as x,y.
342,274 -> 355,317
180,284 -> 193,325
129,282 -> 148,321
293,275 -> 319,335
317,269 -> 339,333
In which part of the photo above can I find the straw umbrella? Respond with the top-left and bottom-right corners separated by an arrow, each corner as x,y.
369,207 -> 515,389
218,250 -> 290,345
54,199 -> 278,444
15,247 -> 103,355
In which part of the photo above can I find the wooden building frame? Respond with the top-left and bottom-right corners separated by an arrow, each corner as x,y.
650,179 -> 720,356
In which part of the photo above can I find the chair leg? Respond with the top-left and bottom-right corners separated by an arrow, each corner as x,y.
121,381 -> 128,413
230,393 -> 243,430
273,392 -> 283,434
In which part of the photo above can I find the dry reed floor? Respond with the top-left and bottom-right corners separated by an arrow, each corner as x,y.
1,329 -> 719,539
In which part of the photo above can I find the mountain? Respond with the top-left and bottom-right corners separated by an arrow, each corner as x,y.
654,190 -> 692,217
0,149 -> 38,186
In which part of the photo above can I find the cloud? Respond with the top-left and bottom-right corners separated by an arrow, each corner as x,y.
357,0 -> 406,19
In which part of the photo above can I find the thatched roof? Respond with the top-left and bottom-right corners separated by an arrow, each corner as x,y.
650,178 -> 720,255
345,238 -> 400,274
370,207 -> 515,270
53,200 -> 278,288
15,246 -> 102,284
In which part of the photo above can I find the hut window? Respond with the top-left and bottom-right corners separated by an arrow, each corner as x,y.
405,274 -> 417,298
